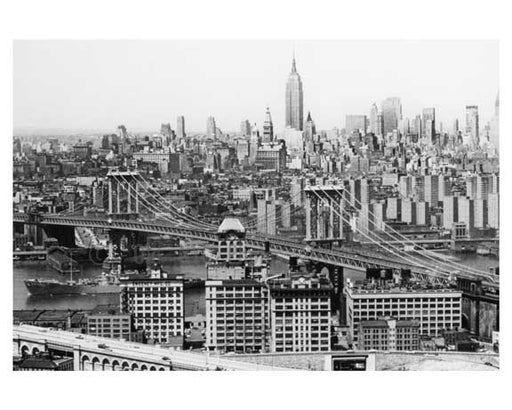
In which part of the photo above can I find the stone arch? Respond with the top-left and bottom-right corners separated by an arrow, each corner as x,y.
32,347 -> 40,355
102,358 -> 111,371
131,363 -> 139,371
91,357 -> 101,371
121,361 -> 130,371
20,344 -> 30,357
81,355 -> 91,371
111,360 -> 120,371
158,367 -> 166,371
149,366 -> 157,371
140,364 -> 148,371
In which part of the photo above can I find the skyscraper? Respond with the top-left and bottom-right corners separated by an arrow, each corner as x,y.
176,116 -> 186,140
207,116 -> 217,139
262,106 -> 274,142
465,105 -> 479,146
345,115 -> 367,135
422,108 -> 436,143
285,56 -> 304,131
490,92 -> 499,149
381,97 -> 402,136
369,103 -> 379,134
240,119 -> 251,136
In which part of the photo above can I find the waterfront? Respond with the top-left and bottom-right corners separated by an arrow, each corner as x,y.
13,252 -> 498,317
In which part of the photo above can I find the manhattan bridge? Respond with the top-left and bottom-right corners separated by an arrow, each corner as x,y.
13,168 -> 499,290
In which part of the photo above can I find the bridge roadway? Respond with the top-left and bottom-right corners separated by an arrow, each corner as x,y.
13,213 -> 499,288
359,238 -> 499,246
13,325 -> 290,371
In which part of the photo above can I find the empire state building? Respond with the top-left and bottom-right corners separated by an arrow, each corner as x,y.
285,56 -> 304,131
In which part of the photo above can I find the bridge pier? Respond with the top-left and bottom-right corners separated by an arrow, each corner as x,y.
107,170 -> 140,219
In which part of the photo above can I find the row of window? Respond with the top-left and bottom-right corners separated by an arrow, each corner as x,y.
352,297 -> 460,304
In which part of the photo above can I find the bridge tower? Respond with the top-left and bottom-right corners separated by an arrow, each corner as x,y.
107,169 -> 140,219
305,185 -> 346,245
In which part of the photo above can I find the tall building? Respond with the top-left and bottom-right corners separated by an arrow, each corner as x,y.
488,193 -> 499,229
262,106 -> 274,142
465,105 -> 479,146
422,108 -> 436,143
303,111 -> 316,144
120,263 -> 184,345
285,56 -> 304,131
176,116 -> 186,140
452,119 -> 459,136
413,115 -> 422,137
382,97 -> 402,135
346,115 -> 368,135
490,92 -> 499,149
369,103 -> 379,134
268,274 -> 332,353
205,279 -> 268,354
240,120 -> 251,136
207,116 -> 217,139
424,175 -> 439,206
458,197 -> 475,232
386,197 -> 402,220
443,195 -> 459,230
438,176 -> 452,202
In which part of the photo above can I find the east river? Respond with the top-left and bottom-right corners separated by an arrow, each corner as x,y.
13,252 -> 498,318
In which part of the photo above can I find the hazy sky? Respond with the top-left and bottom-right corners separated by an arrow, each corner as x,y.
14,40 -> 499,134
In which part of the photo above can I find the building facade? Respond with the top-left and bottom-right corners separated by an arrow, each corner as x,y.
345,279 -> 462,345
205,280 -> 268,354
285,57 -> 304,131
268,275 -> 332,353
357,318 -> 420,351
120,264 -> 184,345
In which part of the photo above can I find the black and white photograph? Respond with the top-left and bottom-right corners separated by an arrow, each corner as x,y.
2,1 -> 511,409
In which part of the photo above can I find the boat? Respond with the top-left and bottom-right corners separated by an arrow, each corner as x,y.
24,270 -> 120,296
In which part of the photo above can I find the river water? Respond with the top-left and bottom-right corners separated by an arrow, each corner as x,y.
13,252 -> 498,317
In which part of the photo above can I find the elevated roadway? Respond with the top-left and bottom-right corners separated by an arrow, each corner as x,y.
13,325 -> 290,371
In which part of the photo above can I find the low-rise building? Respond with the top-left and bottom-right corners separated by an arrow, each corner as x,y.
357,317 -> 420,351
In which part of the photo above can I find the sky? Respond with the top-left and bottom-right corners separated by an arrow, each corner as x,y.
13,40 -> 499,135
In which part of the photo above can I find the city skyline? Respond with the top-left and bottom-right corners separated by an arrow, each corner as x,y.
14,40 -> 498,134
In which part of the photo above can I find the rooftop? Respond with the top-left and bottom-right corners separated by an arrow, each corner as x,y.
346,279 -> 462,296
217,217 -> 245,233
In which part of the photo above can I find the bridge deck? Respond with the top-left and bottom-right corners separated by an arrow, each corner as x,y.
13,213 -> 499,288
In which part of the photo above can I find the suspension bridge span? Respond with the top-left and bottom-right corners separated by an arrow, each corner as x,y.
12,212 -> 498,289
